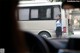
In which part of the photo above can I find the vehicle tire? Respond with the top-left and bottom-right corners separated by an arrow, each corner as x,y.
38,31 -> 51,38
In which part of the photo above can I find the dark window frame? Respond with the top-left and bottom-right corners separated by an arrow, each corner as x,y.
17,5 -> 61,21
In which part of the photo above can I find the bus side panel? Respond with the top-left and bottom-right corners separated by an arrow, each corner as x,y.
18,20 -> 56,37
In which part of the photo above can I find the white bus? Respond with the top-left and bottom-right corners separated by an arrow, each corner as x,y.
17,1 -> 68,38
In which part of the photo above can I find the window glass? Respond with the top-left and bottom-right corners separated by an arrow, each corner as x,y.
54,6 -> 61,19
46,8 -> 51,18
39,7 -> 46,19
31,9 -> 38,18
19,9 -> 29,20
30,7 -> 52,20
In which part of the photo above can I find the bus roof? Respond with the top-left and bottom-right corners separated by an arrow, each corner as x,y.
18,1 -> 62,7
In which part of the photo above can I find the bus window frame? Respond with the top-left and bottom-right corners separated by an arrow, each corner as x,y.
17,5 -> 61,21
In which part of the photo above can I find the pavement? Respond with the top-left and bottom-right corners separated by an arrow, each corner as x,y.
69,30 -> 80,38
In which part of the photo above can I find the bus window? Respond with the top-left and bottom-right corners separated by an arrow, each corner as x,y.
46,8 -> 51,18
53,6 -> 61,19
19,8 -> 30,20
31,9 -> 38,19
39,7 -> 47,19
30,6 -> 52,20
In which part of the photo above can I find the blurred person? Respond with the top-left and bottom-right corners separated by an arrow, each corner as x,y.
74,16 -> 80,29
0,0 -> 27,53
55,14 -> 62,38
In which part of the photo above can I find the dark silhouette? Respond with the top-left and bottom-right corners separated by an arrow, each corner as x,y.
66,38 -> 80,50
0,0 -> 27,53
62,0 -> 80,9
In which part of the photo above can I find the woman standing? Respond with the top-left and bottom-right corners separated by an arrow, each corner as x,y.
56,14 -> 62,38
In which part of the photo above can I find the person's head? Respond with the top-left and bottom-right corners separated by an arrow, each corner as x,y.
0,0 -> 27,52
62,0 -> 80,9
0,0 -> 19,29
56,14 -> 61,20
